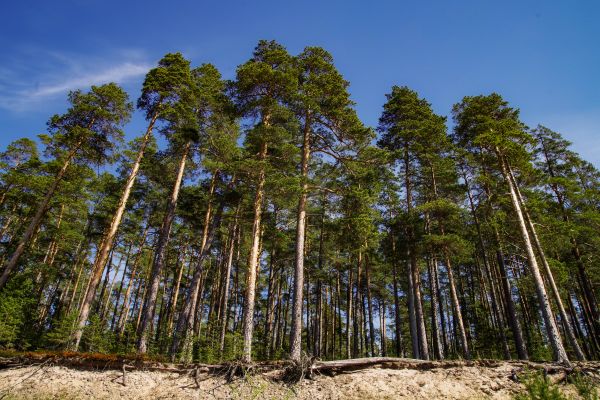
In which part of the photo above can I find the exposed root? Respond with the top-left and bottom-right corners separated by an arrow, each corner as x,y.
282,353 -> 318,383
222,359 -> 253,383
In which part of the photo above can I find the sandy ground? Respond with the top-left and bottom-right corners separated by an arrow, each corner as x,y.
0,361 -> 593,399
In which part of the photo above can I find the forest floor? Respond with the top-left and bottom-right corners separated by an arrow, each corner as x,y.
0,353 -> 598,399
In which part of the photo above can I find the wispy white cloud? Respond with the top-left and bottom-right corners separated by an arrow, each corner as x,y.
0,48 -> 151,112
28,62 -> 149,98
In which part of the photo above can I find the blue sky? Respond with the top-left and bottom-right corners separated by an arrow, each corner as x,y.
1,0 -> 599,165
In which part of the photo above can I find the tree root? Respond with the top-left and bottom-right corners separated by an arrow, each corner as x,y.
282,354 -> 318,383
1,353 -> 598,386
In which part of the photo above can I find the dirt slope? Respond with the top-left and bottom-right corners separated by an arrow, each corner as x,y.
0,360 -> 596,399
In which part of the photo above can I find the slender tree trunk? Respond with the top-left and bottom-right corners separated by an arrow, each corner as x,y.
101,246 -> 129,321
110,251 -> 131,330
66,249 -> 87,314
290,116 -> 311,362
365,255 -> 376,357
403,146 -> 428,359
96,249 -> 117,314
137,140 -> 190,354
444,253 -> 471,359
539,135 -> 600,335
170,176 -> 225,361
496,150 -> 569,364
0,138 -> 84,290
428,256 -> 444,360
406,253 -> 419,358
241,140 -> 268,363
507,165 -> 585,360
314,202 -> 326,358
116,228 -> 149,336
346,267 -> 353,359
490,216 -> 528,359
166,247 -> 188,334
353,250 -> 363,357
390,234 -> 404,357
73,117 -> 156,349
264,213 -> 278,358
219,206 -> 239,355
463,169 -> 509,358
379,298 -> 387,357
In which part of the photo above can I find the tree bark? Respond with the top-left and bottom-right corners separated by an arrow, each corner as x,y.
506,164 -> 585,361
240,133 -> 269,363
169,175 -> 223,361
428,256 -> 444,360
137,140 -> 190,354
390,233 -> 404,357
73,116 -> 156,349
496,150 -> 569,364
290,115 -> 311,362
219,205 -> 240,356
0,138 -> 84,290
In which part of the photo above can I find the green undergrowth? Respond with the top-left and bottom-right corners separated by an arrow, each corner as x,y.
514,369 -> 599,400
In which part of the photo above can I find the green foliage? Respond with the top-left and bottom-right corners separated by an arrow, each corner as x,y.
570,373 -> 599,400
137,52 -> 194,121
0,42 -> 598,368
44,311 -> 79,350
80,315 -> 113,354
514,370 -> 567,400
46,83 -> 132,164
452,93 -> 533,164
0,276 -> 35,348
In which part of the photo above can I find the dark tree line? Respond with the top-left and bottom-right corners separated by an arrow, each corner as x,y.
0,41 -> 598,365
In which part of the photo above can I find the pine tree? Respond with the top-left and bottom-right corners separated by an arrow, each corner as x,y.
137,53 -> 197,354
232,40 -> 297,362
452,94 -> 570,364
0,84 -> 132,291
288,46 -> 370,362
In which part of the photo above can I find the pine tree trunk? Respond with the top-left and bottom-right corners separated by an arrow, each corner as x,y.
101,247 -> 129,321
491,214 -> 528,359
219,206 -> 239,356
169,181 -> 223,361
166,247 -> 188,334
507,166 -> 585,360
379,298 -> 386,356
496,150 -> 569,364
390,234 -> 404,357
428,256 -> 444,360
444,254 -> 471,359
290,117 -> 311,362
346,267 -> 353,359
403,147 -> 428,359
0,138 -> 83,291
66,249 -> 87,314
353,251 -> 363,357
264,228 -> 278,358
365,255 -> 376,357
116,227 -> 149,336
463,169 -> 510,358
406,254 -> 419,358
137,140 -> 190,354
73,117 -> 156,349
110,251 -> 131,330
96,249 -> 117,314
238,140 -> 269,362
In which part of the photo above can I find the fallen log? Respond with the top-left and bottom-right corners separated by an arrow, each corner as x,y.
1,353 -> 599,382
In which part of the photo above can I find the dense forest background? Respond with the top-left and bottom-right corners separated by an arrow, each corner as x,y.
0,40 -> 598,365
